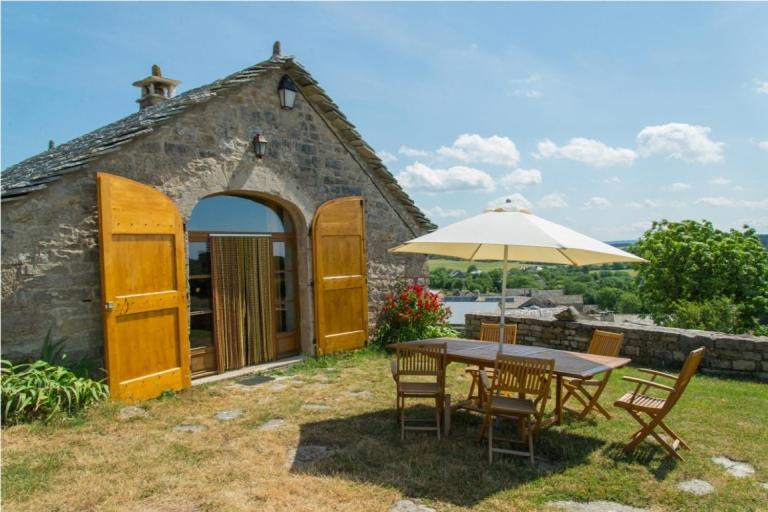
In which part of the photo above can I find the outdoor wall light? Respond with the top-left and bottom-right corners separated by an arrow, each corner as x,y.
253,133 -> 268,159
278,75 -> 298,109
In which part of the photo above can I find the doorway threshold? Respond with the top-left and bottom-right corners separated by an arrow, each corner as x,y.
191,355 -> 306,386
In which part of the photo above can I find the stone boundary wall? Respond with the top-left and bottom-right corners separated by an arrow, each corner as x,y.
465,313 -> 768,381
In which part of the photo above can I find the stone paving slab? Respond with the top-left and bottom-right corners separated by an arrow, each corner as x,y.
678,479 -> 715,496
389,499 -> 437,512
118,406 -> 148,421
215,409 -> 242,421
548,501 -> 649,512
711,456 -> 755,478
258,419 -> 286,431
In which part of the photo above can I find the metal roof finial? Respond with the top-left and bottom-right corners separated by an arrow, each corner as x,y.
272,41 -> 282,59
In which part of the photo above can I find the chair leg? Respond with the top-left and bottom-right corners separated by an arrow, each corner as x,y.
435,396 -> 441,440
658,419 -> 689,450
527,417 -> 535,466
400,397 -> 406,441
488,417 -> 494,463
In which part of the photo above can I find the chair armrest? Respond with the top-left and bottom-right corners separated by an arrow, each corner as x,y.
479,370 -> 492,392
637,368 -> 678,380
622,376 -> 674,392
390,359 -> 398,381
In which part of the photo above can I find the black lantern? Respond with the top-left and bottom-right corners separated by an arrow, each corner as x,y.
278,75 -> 297,110
253,133 -> 268,158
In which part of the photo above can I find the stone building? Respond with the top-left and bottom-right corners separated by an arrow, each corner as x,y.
1,44 -> 433,399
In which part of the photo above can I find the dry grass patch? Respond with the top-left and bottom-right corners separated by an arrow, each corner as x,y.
2,348 -> 767,511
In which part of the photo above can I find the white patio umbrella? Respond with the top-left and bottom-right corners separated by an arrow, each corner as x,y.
390,204 -> 647,351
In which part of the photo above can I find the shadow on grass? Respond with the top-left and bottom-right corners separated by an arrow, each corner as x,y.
289,407 -> 605,507
603,441 -> 678,481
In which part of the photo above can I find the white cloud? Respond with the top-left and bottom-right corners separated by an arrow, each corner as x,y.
437,134 -> 521,167
668,200 -> 688,208
377,151 -> 398,165
733,185 -> 745,192
637,123 -> 724,164
399,146 -> 429,158
709,176 -> 731,185
501,168 -> 542,189
755,81 -> 768,95
538,193 -> 568,209
664,182 -> 691,191
395,162 -> 495,193
742,199 -> 768,209
695,196 -> 733,207
758,141 -> 768,152
510,74 -> 542,98
487,193 -> 532,210
511,89 -> 542,99
424,206 -> 466,219
585,197 -> 611,209
625,199 -> 659,209
603,176 -> 621,184
534,138 -> 637,167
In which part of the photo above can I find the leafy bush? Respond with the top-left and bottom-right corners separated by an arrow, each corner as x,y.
663,297 -> 742,333
1,359 -> 109,425
39,328 -> 68,366
372,283 -> 457,346
633,220 -> 768,333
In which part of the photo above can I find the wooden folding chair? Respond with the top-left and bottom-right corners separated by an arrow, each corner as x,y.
561,329 -> 625,420
478,354 -> 554,465
465,322 -> 518,408
613,347 -> 706,461
390,342 -> 447,440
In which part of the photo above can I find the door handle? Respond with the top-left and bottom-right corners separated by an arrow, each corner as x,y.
104,302 -> 117,311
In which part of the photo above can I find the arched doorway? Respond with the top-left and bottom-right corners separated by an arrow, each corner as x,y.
187,194 -> 299,377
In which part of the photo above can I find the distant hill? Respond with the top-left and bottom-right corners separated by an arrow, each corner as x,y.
605,240 -> 636,249
606,235 -> 768,250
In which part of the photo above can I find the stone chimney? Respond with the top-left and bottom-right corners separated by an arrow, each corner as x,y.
132,64 -> 181,111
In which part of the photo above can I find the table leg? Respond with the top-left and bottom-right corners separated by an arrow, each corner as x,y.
555,375 -> 563,425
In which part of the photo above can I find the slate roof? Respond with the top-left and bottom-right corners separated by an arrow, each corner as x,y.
1,56 -> 435,232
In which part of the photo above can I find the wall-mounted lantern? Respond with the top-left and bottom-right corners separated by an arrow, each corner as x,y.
253,133 -> 268,158
278,75 -> 297,110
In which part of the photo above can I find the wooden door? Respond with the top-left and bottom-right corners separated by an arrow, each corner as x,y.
312,197 -> 369,355
97,172 -> 190,402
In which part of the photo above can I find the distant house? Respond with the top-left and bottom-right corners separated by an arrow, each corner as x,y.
503,288 -> 584,310
1,43 -> 433,400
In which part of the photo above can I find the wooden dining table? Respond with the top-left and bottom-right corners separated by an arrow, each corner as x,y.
389,338 -> 631,426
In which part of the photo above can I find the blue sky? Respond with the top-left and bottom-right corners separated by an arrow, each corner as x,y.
3,2 -> 767,240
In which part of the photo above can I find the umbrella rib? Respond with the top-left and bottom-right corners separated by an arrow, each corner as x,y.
467,244 -> 483,261
557,248 -> 580,266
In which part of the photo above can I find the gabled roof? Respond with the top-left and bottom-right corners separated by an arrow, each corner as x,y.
1,56 -> 435,232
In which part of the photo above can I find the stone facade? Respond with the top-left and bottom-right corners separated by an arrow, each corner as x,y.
465,312 -> 768,380
1,65 -> 429,363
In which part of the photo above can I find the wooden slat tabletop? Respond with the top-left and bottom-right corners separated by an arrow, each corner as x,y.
389,338 -> 631,379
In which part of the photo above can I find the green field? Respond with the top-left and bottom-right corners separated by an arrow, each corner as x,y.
426,258 -> 520,272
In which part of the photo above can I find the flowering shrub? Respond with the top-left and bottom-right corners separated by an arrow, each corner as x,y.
372,283 -> 457,346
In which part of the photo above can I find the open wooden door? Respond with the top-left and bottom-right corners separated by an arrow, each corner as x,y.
97,172 -> 190,402
312,197 -> 369,355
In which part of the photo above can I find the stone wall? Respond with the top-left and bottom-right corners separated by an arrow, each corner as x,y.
1,67 -> 427,362
465,312 -> 768,380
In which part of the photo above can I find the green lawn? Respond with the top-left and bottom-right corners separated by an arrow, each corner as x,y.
2,349 -> 766,511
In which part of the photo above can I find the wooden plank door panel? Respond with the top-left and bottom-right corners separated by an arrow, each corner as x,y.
97,172 -> 190,402
312,197 -> 368,355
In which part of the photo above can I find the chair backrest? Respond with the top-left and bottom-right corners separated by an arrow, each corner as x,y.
588,329 -> 625,357
491,354 -> 554,399
396,342 -> 447,379
479,322 -> 518,344
669,347 -> 706,404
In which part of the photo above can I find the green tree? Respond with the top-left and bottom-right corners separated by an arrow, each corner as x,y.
633,219 -> 768,333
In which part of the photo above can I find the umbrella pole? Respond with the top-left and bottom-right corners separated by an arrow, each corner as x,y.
499,246 -> 509,353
